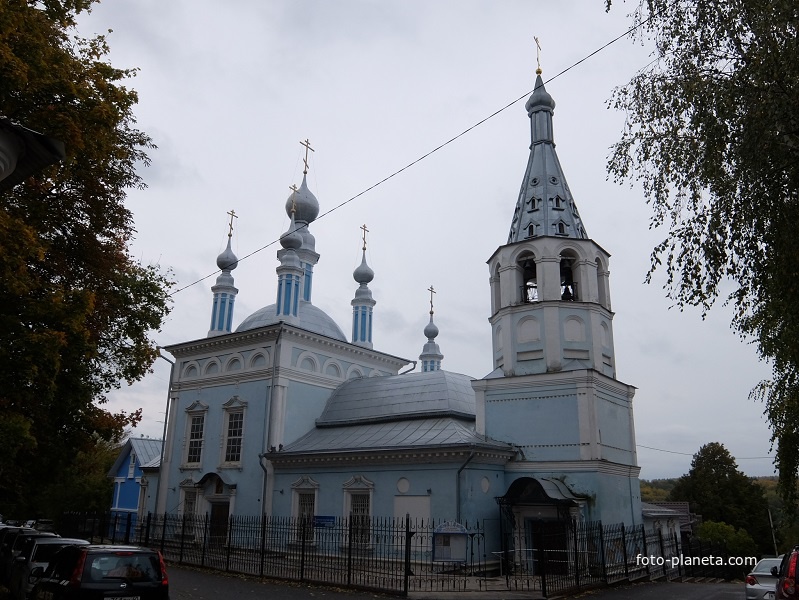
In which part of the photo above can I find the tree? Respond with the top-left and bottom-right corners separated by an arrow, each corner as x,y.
695,521 -> 758,577
0,1 -> 172,516
605,1 -> 799,507
669,443 -> 772,555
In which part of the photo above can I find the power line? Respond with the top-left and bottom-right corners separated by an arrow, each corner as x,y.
171,16 -> 652,297
637,443 -> 773,461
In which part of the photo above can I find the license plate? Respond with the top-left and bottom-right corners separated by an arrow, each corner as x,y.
115,597 -> 140,600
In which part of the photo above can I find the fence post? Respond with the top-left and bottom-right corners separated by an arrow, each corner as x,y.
598,522 -> 608,584
159,513 -> 165,555
641,526 -> 649,578
144,512 -> 151,546
259,513 -> 267,578
572,520 -> 580,591
657,529 -> 665,579
620,524 -> 629,580
225,515 -> 233,572
300,519 -> 307,581
201,513 -> 209,567
347,516 -> 354,586
403,514 -> 412,595
179,513 -> 187,564
124,513 -> 132,544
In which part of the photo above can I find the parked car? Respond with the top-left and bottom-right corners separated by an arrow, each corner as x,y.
9,536 -> 89,600
773,547 -> 799,599
1,530 -> 58,587
747,556 -> 783,600
29,545 -> 169,600
0,527 -> 26,585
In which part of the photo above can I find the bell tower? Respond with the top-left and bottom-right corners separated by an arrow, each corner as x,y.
473,66 -> 641,526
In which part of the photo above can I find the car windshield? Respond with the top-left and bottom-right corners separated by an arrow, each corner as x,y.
86,553 -> 161,583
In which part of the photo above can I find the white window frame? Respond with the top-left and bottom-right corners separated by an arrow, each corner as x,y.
127,451 -> 136,478
183,401 -> 208,468
342,475 -> 374,548
220,396 -> 247,467
291,476 -> 320,544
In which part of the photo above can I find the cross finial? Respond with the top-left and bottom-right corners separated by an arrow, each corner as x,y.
300,138 -> 315,175
428,285 -> 436,315
288,184 -> 298,214
360,224 -> 369,251
226,209 -> 238,238
534,36 -> 542,75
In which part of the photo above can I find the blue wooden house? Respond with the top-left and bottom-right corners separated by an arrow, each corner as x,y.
107,437 -> 163,532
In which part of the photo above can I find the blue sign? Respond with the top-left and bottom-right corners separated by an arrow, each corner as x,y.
313,516 -> 336,528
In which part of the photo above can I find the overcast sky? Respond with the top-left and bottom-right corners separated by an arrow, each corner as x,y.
77,0 -> 776,481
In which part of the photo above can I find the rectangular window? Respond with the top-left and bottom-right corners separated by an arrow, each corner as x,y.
127,452 -> 136,478
351,493 -> 370,545
184,490 -> 197,515
296,491 -> 315,542
224,412 -> 244,463
187,414 -> 205,464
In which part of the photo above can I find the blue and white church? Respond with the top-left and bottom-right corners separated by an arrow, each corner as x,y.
152,66 -> 642,549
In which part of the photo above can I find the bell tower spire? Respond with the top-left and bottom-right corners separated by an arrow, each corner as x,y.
419,285 -> 443,372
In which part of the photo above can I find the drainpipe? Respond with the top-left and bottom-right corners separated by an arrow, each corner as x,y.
400,361 -> 417,375
154,348 -> 175,516
456,447 -> 476,523
260,326 -> 283,514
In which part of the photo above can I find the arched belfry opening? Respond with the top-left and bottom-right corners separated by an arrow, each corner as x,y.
559,250 -> 579,301
518,252 -> 538,304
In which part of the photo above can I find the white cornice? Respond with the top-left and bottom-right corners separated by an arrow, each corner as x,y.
504,460 -> 640,477
269,447 -> 516,469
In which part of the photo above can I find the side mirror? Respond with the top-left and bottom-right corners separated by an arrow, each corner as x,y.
772,566 -> 780,576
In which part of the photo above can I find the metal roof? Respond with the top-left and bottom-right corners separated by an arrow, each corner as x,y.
316,370 -> 476,426
278,416 -> 511,455
507,74 -> 588,243
235,301 -> 347,341
107,437 -> 163,476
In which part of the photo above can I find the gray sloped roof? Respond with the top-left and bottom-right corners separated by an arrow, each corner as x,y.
317,370 -> 475,427
279,417 -> 512,455
107,437 -> 163,477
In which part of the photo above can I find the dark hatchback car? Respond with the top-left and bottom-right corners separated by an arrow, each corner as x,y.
29,545 -> 169,600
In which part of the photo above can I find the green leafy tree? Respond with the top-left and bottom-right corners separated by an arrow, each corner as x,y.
669,443 -> 772,555
605,0 -> 799,507
695,521 -> 759,577
0,1 -> 171,516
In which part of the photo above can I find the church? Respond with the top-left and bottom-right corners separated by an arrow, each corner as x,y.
150,64 -> 643,544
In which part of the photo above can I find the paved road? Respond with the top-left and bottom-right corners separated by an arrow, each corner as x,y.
571,579 -> 745,599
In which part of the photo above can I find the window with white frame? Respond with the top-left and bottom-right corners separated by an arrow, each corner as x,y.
221,396 -> 247,465
343,475 -> 374,547
291,476 -> 319,544
183,401 -> 208,466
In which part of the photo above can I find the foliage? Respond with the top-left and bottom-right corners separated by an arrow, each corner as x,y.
605,0 -> 799,508
640,478 -> 676,502
0,1 -> 172,515
669,443 -> 772,554
695,520 -> 759,576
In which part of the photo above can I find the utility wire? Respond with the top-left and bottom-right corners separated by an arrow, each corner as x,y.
637,443 -> 773,461
172,16 -> 653,297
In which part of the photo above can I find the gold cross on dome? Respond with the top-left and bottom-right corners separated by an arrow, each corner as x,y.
428,285 -> 436,315
300,138 -> 315,175
534,36 -> 542,74
226,209 -> 238,237
288,184 -> 298,213
360,223 -> 369,250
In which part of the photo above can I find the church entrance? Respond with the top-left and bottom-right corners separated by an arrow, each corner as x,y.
496,477 -> 581,577
209,502 -> 229,546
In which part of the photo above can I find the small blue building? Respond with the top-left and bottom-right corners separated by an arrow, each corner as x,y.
108,436 -> 163,530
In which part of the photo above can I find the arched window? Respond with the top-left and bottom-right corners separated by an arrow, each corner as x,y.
560,250 -> 579,301
517,253 -> 538,303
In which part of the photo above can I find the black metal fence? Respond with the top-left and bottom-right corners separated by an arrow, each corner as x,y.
59,512 -> 737,597
59,512 -> 487,596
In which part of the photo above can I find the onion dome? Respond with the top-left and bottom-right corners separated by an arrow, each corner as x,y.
216,237 -> 238,272
525,73 -> 555,114
280,212 -> 303,251
423,317 -> 439,341
353,251 -> 374,285
284,174 -> 319,224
